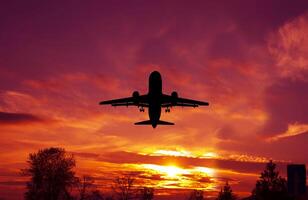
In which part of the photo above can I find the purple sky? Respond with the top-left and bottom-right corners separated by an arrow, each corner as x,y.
1,0 -> 308,199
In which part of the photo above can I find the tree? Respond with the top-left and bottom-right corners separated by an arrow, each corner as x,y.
76,175 -> 101,200
188,190 -> 204,200
217,181 -> 236,200
76,176 -> 104,200
251,160 -> 291,200
86,190 -> 104,200
140,187 -> 154,200
112,176 -> 136,200
22,147 -> 77,200
104,196 -> 115,200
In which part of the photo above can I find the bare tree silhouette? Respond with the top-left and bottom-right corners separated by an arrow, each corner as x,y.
112,176 -> 136,200
140,187 -> 154,200
85,190 -> 104,200
77,175 -> 103,200
22,147 -> 77,200
77,175 -> 104,200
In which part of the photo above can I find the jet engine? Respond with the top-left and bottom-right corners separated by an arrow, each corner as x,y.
133,91 -> 144,112
166,91 -> 178,112
171,91 -> 178,98
132,91 -> 139,102
133,91 -> 139,99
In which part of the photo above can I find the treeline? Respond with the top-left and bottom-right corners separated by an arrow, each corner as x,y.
20,147 -> 294,200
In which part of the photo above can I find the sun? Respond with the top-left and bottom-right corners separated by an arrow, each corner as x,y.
163,165 -> 185,178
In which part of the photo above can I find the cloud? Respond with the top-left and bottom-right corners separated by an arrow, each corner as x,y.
261,77 -> 308,137
0,181 -> 25,186
268,12 -> 308,78
216,125 -> 237,140
269,131 -> 308,162
0,112 -> 43,124
97,151 -> 274,175
72,152 -> 100,159
253,12 -> 308,140
268,123 -> 308,141
226,132 -> 308,164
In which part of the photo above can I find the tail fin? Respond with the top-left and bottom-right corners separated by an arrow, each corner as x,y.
134,120 -> 174,126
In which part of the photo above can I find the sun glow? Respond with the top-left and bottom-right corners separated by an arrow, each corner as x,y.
141,164 -> 215,178
151,150 -> 195,157
202,152 -> 219,159
141,164 -> 190,178
193,167 -> 215,176
135,164 -> 217,190
147,149 -> 221,159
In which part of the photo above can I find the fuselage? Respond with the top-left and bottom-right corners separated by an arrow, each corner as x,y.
148,71 -> 162,128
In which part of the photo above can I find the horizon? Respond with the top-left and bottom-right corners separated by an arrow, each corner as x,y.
1,1 -> 308,199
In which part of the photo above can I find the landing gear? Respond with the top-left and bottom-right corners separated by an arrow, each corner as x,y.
165,107 -> 170,113
139,106 -> 145,112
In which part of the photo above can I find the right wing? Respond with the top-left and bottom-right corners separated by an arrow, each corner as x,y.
161,94 -> 209,108
99,95 -> 149,107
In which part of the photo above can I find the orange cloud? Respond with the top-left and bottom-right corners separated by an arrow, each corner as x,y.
0,111 -> 44,124
268,12 -> 308,79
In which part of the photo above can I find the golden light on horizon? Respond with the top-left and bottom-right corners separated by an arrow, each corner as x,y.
202,152 -> 219,159
145,148 -> 221,159
142,164 -> 190,179
150,150 -> 195,157
193,167 -> 215,177
134,164 -> 217,190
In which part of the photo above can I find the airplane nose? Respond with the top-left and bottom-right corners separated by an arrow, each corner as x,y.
150,71 -> 161,79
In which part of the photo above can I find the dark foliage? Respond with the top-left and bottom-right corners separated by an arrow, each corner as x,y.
251,160 -> 292,200
217,182 -> 237,200
188,190 -> 205,200
140,187 -> 154,200
22,147 -> 77,200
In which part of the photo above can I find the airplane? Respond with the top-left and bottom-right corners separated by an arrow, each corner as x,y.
99,71 -> 209,128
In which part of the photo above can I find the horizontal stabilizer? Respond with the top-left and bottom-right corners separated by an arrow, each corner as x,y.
134,120 -> 174,125
135,120 -> 152,125
157,120 -> 174,125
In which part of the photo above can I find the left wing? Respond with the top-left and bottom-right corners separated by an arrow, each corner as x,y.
99,95 -> 149,107
161,94 -> 209,108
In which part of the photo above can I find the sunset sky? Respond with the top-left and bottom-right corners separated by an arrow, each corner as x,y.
1,0 -> 308,199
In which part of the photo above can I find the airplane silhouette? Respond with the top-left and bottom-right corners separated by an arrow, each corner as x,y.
99,71 -> 209,128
